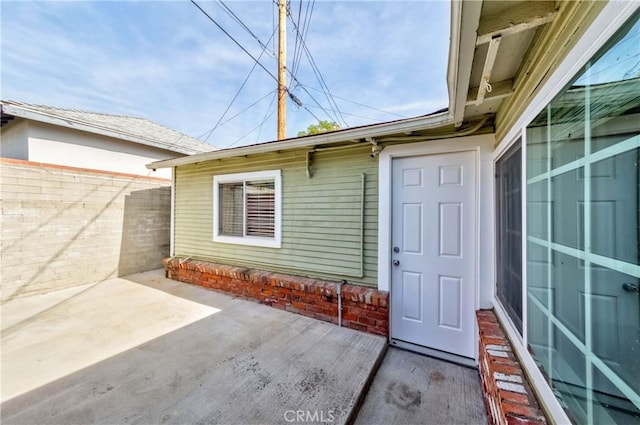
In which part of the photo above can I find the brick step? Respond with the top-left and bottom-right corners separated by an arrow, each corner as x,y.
163,257 -> 390,336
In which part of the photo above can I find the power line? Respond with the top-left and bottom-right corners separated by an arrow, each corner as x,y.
256,91 -> 278,142
287,6 -> 347,127
202,66 -> 255,140
302,105 -> 321,122
216,0 -> 275,56
300,43 -> 348,126
217,90 -> 277,128
300,84 -> 407,118
291,0 -> 302,78
304,103 -> 391,122
228,103 -> 278,147
200,27 -> 278,142
288,72 -> 341,125
191,0 -> 280,84
197,90 -> 276,140
291,0 -> 315,80
291,0 -> 304,77
192,0 -> 339,141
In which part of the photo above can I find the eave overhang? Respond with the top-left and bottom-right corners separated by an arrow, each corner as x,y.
146,111 -> 458,169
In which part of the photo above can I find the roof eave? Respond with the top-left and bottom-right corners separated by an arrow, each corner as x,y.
1,103 -> 198,156
146,111 -> 452,169
446,0 -> 483,125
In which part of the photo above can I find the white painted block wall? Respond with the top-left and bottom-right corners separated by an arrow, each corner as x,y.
0,160 -> 171,301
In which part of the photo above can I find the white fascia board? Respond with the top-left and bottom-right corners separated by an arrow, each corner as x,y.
2,104 -> 193,156
446,0 -> 463,115
448,0 -> 483,125
146,111 -> 452,169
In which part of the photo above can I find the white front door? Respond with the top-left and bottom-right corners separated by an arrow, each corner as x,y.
390,151 -> 477,360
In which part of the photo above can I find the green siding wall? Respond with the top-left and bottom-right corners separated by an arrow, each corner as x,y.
174,145 -> 379,286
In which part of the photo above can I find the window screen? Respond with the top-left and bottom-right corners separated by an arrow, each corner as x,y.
495,140 -> 523,333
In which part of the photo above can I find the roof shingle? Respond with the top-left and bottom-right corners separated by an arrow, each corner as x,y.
0,100 -> 217,155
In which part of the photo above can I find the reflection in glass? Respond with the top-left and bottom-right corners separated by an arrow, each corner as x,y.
526,11 -> 640,425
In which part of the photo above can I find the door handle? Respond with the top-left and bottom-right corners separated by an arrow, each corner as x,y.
393,259 -> 400,266
622,282 -> 640,293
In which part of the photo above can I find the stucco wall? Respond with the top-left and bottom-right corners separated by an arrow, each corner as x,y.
0,158 -> 171,301
1,119 -> 180,178
27,121 -> 176,178
0,119 -> 29,159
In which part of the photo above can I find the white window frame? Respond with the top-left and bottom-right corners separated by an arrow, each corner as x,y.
213,170 -> 282,248
492,3 -> 639,424
493,134 -> 526,343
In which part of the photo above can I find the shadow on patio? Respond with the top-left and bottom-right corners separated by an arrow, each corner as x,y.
1,270 -> 386,425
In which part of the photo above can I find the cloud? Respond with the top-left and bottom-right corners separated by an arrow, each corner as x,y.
1,1 -> 451,147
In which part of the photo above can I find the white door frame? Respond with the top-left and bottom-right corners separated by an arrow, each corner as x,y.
378,133 -> 495,361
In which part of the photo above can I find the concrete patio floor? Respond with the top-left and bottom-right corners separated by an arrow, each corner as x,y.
355,347 -> 487,425
1,269 -> 387,425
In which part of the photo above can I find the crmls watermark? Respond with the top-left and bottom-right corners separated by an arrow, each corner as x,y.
283,410 -> 336,423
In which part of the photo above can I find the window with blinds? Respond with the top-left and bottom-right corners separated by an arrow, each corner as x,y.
213,170 -> 281,248
245,181 -> 275,237
218,180 -> 275,238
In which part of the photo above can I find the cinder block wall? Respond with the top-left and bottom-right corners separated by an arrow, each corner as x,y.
1,158 -> 171,301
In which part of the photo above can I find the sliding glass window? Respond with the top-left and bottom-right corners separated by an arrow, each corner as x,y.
525,11 -> 640,425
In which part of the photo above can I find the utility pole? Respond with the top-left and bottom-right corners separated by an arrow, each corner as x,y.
277,0 -> 286,140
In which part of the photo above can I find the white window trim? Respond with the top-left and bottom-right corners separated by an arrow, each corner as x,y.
493,3 -> 639,424
492,133 -> 525,345
213,170 -> 282,249
493,128 -> 571,423
493,91 -> 576,425
170,166 -> 176,257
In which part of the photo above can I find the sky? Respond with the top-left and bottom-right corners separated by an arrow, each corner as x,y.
1,0 -> 451,148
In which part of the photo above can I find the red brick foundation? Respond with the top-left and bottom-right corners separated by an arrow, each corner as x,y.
477,310 -> 547,425
163,258 -> 389,336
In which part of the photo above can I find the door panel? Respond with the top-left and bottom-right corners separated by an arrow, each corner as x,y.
439,276 -> 462,329
401,272 -> 423,322
390,151 -> 476,359
403,204 -> 422,253
440,203 -> 462,257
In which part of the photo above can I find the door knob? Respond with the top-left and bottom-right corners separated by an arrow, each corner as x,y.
393,259 -> 400,266
622,282 -> 639,293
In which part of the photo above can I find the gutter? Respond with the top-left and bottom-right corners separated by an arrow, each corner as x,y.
146,111 -> 452,169
377,115 -> 489,142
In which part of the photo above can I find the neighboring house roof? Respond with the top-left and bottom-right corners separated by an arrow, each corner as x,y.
0,100 -> 218,156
